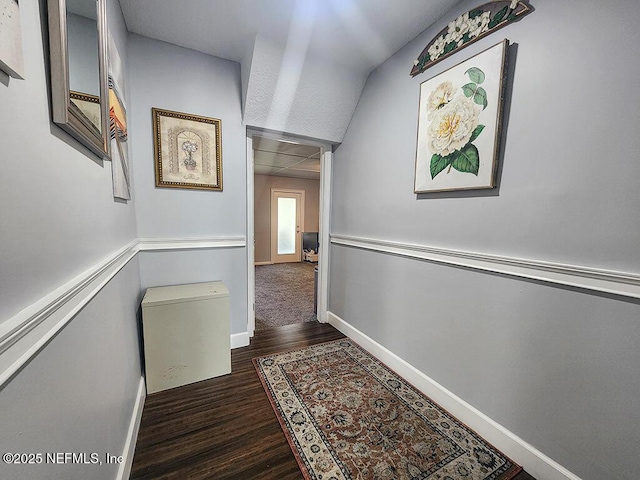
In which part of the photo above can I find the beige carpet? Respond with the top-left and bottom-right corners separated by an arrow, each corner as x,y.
255,262 -> 316,329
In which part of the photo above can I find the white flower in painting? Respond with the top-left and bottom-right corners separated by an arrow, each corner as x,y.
426,81 -> 456,117
447,12 -> 471,45
427,95 -> 480,156
427,35 -> 447,61
468,11 -> 491,38
181,140 -> 198,153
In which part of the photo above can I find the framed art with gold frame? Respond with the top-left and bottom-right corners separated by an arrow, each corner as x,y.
152,107 -> 223,191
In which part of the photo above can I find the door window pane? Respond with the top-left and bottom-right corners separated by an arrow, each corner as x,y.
277,197 -> 296,255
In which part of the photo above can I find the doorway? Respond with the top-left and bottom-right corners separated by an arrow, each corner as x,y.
246,130 -> 332,337
271,189 -> 305,264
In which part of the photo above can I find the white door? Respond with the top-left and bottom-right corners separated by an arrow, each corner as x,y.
271,189 -> 304,263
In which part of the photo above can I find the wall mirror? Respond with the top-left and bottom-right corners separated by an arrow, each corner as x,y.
48,0 -> 110,159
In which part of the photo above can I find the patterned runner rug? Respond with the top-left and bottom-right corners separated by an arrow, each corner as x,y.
254,339 -> 522,480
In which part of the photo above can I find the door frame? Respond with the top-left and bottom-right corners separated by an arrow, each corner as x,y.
270,188 -> 305,263
246,128 -> 333,338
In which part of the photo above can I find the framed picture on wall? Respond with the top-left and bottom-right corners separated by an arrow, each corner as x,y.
152,108 -> 223,191
0,0 -> 25,79
109,33 -> 131,200
414,39 -> 508,193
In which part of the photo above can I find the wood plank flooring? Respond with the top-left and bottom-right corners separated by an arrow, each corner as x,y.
130,322 -> 535,480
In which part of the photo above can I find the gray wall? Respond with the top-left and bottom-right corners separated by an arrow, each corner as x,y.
67,13 -> 99,95
0,0 -> 142,479
329,1 -> 640,479
128,34 -> 248,335
0,259 -> 143,480
254,174 -> 320,263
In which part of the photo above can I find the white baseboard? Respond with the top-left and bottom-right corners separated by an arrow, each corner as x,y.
116,377 -> 146,480
231,332 -> 250,349
327,311 -> 582,480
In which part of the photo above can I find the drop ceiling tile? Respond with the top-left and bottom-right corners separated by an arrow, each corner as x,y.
253,136 -> 320,158
292,159 -> 321,171
254,151 -> 301,168
254,165 -> 279,175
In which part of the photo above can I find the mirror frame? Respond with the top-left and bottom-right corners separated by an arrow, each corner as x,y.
48,0 -> 110,159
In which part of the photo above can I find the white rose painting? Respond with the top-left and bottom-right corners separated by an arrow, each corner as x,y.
414,40 -> 508,193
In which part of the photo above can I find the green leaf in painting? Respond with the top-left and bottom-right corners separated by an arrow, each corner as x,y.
488,5 -> 509,28
469,125 -> 485,143
465,67 -> 485,84
443,41 -> 456,54
469,8 -> 483,19
430,154 -> 450,179
474,86 -> 488,109
462,83 -> 477,98
451,144 -> 479,175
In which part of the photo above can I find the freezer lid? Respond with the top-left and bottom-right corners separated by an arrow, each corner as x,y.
142,281 -> 229,307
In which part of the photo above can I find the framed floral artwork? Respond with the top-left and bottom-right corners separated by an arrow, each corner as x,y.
410,1 -> 531,77
414,39 -> 508,193
152,108 -> 223,191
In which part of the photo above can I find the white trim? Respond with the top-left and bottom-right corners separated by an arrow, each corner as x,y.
0,241 -> 140,388
255,261 -> 272,266
317,149 -> 333,322
139,236 -> 246,251
327,311 -> 583,480
0,235 -> 250,389
231,331 -> 250,349
331,234 -> 640,299
246,133 -> 256,337
246,128 -> 334,333
116,377 -> 146,480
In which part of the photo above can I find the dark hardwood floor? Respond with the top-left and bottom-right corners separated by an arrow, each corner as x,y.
130,322 -> 535,480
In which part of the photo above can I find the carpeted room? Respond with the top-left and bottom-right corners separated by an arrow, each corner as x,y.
1,1 -> 639,480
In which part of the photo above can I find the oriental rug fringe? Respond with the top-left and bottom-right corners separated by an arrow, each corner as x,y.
254,339 -> 522,480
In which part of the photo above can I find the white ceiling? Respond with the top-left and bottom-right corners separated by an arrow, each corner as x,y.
118,0 -> 464,145
253,136 -> 321,180
119,0 -> 463,74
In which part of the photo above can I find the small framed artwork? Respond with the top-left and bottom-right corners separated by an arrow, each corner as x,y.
152,108 -> 223,191
414,39 -> 508,193
0,0 -> 25,79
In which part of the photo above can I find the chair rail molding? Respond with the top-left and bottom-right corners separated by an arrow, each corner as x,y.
331,234 -> 640,300
138,236 -> 246,251
0,235 -> 248,389
0,240 -> 140,388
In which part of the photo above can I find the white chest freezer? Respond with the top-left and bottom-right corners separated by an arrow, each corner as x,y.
141,281 -> 231,394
